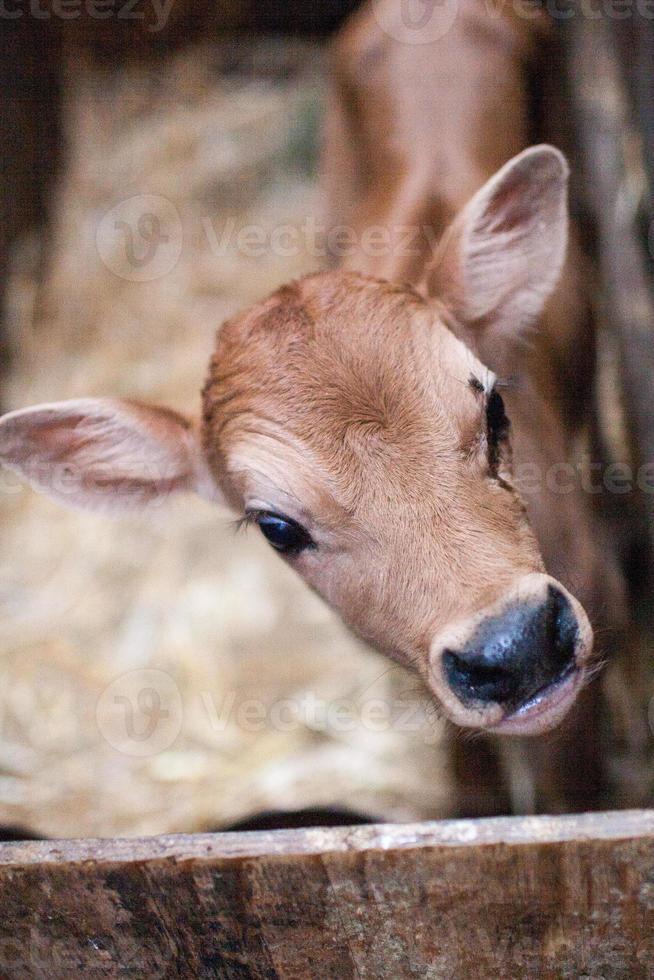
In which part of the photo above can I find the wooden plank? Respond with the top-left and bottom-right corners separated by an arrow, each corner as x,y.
0,19 -> 60,402
568,21 -> 654,611
614,20 -> 654,212
0,810 -> 653,978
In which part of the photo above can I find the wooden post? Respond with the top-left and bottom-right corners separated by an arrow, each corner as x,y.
568,21 -> 654,619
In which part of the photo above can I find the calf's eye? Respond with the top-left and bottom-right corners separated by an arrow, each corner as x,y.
253,511 -> 314,555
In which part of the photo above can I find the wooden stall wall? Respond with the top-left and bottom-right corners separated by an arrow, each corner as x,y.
0,810 -> 653,978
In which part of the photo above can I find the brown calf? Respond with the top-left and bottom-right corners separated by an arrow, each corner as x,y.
0,1 -> 628,810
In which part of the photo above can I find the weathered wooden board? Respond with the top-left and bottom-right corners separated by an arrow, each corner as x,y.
0,810 -> 653,978
0,17 -> 60,398
569,21 -> 654,604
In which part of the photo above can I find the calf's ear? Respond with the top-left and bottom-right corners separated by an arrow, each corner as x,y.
423,145 -> 569,343
0,398 -> 219,511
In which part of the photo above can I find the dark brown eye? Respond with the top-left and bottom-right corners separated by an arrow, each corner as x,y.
486,388 -> 510,473
254,512 -> 314,555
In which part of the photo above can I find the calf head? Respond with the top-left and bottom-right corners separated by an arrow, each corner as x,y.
0,146 -> 592,734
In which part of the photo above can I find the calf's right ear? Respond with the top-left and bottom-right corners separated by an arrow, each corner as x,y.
0,398 -> 221,512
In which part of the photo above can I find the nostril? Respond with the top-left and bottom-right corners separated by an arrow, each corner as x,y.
443,650 -> 519,706
546,585 -> 578,674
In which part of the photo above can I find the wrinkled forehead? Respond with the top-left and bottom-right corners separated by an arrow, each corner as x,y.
203,272 -> 491,514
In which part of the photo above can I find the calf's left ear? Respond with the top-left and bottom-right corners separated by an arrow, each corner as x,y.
0,398 -> 219,511
423,144 -> 569,341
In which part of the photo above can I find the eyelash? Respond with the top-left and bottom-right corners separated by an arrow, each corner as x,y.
485,387 -> 510,474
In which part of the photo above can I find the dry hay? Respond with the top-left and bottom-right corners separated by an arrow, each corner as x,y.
0,40 -> 451,838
